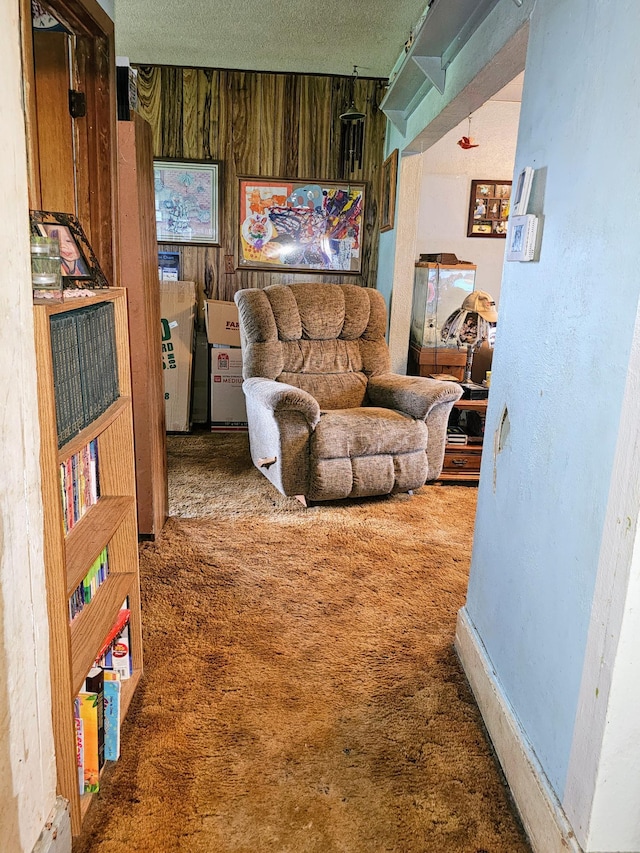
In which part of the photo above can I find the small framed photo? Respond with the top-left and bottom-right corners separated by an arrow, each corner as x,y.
154,158 -> 221,245
506,214 -> 539,262
380,148 -> 398,233
467,179 -> 512,238
30,210 -> 109,288
470,220 -> 493,235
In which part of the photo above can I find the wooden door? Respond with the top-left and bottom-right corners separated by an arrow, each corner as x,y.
33,30 -> 76,213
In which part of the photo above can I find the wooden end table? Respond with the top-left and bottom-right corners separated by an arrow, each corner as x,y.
438,398 -> 488,484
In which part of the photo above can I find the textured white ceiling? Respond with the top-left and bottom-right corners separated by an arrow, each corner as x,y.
491,71 -> 524,102
113,0 -> 430,78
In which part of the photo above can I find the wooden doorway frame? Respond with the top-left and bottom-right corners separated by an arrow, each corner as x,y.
21,0 -> 118,284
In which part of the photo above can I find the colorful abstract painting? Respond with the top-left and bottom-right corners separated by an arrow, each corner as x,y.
238,178 -> 365,273
154,159 -> 221,245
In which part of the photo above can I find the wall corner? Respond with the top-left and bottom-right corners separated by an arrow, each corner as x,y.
31,798 -> 71,853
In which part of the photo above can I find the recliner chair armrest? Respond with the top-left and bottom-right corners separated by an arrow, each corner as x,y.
243,377 -> 321,429
367,374 -> 463,420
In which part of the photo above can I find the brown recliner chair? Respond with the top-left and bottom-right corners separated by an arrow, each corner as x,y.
234,282 -> 462,504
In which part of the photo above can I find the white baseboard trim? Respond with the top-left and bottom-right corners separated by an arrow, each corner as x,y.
455,607 -> 582,853
32,797 -> 71,853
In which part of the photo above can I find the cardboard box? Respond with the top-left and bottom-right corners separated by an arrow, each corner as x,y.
191,330 -> 209,424
204,299 -> 241,347
160,281 -> 196,432
210,346 -> 247,432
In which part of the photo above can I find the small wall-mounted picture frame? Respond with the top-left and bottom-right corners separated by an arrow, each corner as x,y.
380,148 -> 399,233
30,210 -> 109,289
506,214 -> 539,262
511,166 -> 534,216
467,179 -> 512,238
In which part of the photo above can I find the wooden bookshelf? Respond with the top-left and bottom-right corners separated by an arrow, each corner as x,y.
33,289 -> 143,835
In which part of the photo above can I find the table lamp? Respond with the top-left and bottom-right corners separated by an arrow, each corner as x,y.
440,290 -> 497,388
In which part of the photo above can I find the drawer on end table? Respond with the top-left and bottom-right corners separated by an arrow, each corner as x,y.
439,445 -> 482,482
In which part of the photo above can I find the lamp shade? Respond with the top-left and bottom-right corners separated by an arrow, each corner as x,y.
441,289 -> 497,349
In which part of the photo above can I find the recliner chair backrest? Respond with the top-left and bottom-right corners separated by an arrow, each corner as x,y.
235,283 -> 390,409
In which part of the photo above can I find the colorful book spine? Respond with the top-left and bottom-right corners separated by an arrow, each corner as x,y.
103,673 -> 121,761
110,621 -> 132,681
59,465 -> 67,534
84,666 -> 105,775
74,697 -> 84,796
68,547 -> 109,621
82,443 -> 91,513
77,687 -> 102,793
89,439 -> 99,503
71,452 -> 79,523
59,439 -> 100,534
65,458 -> 74,531
94,606 -> 130,663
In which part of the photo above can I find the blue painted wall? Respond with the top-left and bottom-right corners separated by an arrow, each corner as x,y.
466,0 -> 639,795
378,0 -> 640,802
376,129 -> 404,322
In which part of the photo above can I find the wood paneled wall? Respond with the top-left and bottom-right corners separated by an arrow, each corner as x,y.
135,65 -> 387,310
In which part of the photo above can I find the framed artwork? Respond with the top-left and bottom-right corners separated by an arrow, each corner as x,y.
380,148 -> 398,233
467,179 -> 512,238
154,158 -> 221,245
30,210 -> 109,288
238,177 -> 365,273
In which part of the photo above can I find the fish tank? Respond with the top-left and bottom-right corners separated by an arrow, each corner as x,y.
410,263 -> 477,348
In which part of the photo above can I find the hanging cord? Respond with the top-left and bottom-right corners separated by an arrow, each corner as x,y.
434,264 -> 440,374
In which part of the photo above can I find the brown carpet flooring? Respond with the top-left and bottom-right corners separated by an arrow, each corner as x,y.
73,432 -> 530,853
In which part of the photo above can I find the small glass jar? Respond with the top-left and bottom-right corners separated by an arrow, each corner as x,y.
31,236 -> 62,302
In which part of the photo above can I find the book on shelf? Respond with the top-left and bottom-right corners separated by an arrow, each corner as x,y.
49,302 -> 119,448
50,313 -> 84,446
59,439 -> 100,533
76,307 -> 100,425
73,698 -> 84,796
447,435 -> 468,445
89,438 -> 99,502
447,426 -> 469,446
95,605 -> 130,664
68,547 -> 110,621
103,672 -> 121,761
72,604 -> 133,781
77,666 -> 105,793
97,604 -> 132,681
109,620 -> 132,681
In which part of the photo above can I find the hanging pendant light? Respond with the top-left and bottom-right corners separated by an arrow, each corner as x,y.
340,66 -> 366,177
